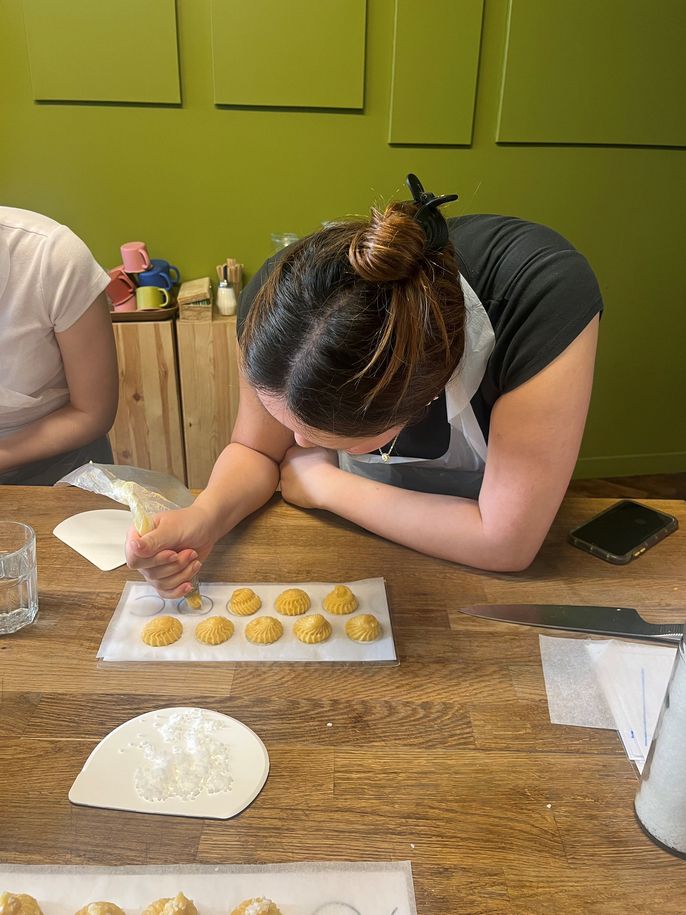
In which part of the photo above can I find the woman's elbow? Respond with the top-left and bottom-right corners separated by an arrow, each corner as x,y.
452,537 -> 543,573
82,389 -> 119,439
491,548 -> 538,573
105,388 -> 119,430
99,397 -> 119,437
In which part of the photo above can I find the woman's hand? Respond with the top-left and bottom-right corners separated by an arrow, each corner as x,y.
125,504 -> 219,599
279,446 -> 340,509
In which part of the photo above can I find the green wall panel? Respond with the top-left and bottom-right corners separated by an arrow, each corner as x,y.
389,0 -> 484,145
497,0 -> 686,146
2,0 -> 685,475
211,0 -> 366,108
23,0 -> 181,104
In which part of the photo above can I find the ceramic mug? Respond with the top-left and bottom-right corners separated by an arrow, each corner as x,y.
120,241 -> 151,273
137,258 -> 181,290
136,286 -> 170,310
113,293 -> 137,313
106,266 -> 136,306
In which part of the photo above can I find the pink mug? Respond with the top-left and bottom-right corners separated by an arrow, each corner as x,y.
113,293 -> 137,313
106,265 -> 136,306
120,241 -> 151,273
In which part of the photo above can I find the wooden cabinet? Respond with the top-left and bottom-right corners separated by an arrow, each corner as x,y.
109,316 -> 240,489
176,316 -> 240,489
108,320 -> 186,482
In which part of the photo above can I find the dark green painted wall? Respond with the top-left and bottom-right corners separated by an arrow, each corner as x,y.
1,0 -> 684,476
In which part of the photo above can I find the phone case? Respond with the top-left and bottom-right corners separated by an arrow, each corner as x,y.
568,502 -> 679,564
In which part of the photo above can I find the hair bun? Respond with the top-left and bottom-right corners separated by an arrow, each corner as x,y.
348,204 -> 425,283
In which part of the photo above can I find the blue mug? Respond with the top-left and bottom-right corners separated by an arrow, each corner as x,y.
137,258 -> 181,290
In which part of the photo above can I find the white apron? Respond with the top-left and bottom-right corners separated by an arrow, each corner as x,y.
338,276 -> 495,499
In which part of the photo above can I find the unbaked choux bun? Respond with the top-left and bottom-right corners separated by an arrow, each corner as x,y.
74,904 -> 125,915
230,899 -> 282,915
0,893 -> 43,915
293,613 -> 332,644
345,613 -> 382,642
140,892 -> 198,915
245,616 -> 284,644
141,615 -> 183,647
274,587 -> 311,616
229,587 -> 262,616
322,584 -> 359,615
195,615 -> 234,645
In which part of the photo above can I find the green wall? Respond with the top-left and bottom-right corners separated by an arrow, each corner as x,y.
1,0 -> 684,477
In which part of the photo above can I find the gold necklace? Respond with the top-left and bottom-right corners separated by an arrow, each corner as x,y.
378,433 -> 400,463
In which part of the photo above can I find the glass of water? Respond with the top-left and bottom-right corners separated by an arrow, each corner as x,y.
0,521 -> 38,635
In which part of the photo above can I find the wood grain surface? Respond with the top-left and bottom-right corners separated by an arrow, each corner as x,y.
108,321 -> 186,482
1,487 -> 685,913
176,316 -> 239,489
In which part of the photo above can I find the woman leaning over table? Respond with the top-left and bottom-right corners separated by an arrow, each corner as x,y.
127,175 -> 602,593
0,206 -> 118,485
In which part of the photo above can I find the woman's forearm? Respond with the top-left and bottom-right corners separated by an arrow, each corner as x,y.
0,402 -> 114,474
319,468 -> 535,572
193,442 -> 280,541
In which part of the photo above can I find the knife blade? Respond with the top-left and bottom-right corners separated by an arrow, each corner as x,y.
459,604 -> 684,644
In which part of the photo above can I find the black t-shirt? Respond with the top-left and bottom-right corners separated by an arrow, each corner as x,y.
237,214 -> 603,459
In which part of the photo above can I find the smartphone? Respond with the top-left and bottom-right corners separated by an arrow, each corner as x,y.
568,499 -> 678,564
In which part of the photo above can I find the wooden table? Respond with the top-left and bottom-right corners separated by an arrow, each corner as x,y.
1,487 -> 685,913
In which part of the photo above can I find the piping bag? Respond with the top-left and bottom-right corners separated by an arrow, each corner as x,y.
55,463 -> 202,609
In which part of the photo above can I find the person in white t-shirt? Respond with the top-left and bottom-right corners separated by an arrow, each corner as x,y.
0,207 -> 118,484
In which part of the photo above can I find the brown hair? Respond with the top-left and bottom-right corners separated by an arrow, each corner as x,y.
241,200 -> 465,437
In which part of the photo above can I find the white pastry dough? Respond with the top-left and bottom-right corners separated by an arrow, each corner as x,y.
293,613 -> 332,644
345,613 -> 382,642
195,615 -> 234,645
274,587 -> 311,616
0,893 -> 43,915
141,892 -> 198,915
141,615 -> 183,647
230,899 -> 282,915
245,616 -> 284,645
229,588 -> 262,616
323,584 -> 359,615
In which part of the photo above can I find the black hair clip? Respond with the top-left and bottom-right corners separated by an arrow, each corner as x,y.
405,173 -> 458,252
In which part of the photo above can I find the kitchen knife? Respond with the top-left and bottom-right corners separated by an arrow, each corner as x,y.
459,604 -> 684,644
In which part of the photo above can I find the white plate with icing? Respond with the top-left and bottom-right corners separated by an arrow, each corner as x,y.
69,707 -> 269,819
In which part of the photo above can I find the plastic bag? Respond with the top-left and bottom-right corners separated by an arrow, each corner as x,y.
55,463 -> 194,513
55,462 -> 202,608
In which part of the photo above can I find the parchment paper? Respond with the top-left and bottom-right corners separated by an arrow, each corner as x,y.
539,634 -> 677,771
539,635 -> 615,728
0,861 -> 416,914
98,579 -> 397,664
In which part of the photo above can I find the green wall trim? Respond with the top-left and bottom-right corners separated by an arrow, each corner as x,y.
211,0 -> 366,109
497,0 -> 686,147
23,0 -> 181,104
388,0 -> 484,146
574,453 -> 686,480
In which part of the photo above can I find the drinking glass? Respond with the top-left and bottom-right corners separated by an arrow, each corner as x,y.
0,521 -> 38,635
634,630 -> 686,857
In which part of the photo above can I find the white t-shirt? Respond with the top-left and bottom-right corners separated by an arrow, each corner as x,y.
0,207 -> 110,438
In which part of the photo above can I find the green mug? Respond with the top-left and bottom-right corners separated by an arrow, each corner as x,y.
136,286 -> 170,310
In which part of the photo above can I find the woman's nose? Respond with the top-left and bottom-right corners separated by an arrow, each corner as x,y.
294,433 -> 315,448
